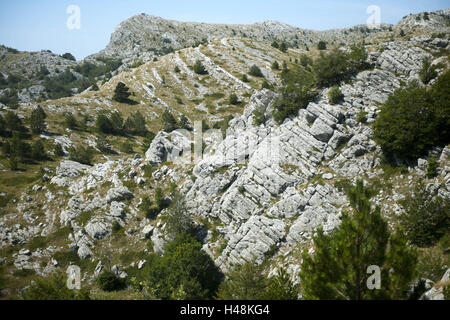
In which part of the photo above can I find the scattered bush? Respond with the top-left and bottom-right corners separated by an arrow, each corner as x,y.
399,183 -> 450,247
328,86 -> 343,105
62,53 -> 76,61
162,110 -> 178,133
98,271 -> 126,292
113,82 -> 136,104
68,145 -> 95,165
420,58 -> 438,84
271,61 -> 280,70
23,273 -> 90,300
426,156 -> 439,178
374,71 -> 450,160
229,93 -> 239,105
273,67 -> 317,124
64,113 -> 78,130
136,233 -> 222,300
120,141 -> 134,154
193,60 -> 208,75
317,41 -> 327,50
249,65 -> 264,78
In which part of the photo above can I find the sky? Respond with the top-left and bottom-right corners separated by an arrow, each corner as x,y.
0,0 -> 448,60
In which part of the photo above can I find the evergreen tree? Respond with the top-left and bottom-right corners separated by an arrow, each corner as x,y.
229,93 -> 239,105
216,262 -> 267,300
96,114 -> 114,134
317,41 -> 327,50
113,82 -> 133,104
4,111 -> 23,132
399,183 -> 450,248
110,111 -> 124,135
263,268 -> 299,300
31,139 -> 46,161
271,41 -> 280,49
62,53 -> 76,61
300,179 -> 417,300
249,65 -> 264,78
271,61 -> 280,70
280,42 -> 288,53
30,106 -> 47,134
162,110 -> 178,132
64,113 -> 78,130
193,60 -> 208,75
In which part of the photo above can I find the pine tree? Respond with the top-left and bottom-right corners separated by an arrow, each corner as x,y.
31,139 -> 46,161
162,110 -> 178,132
113,82 -> 133,103
193,60 -> 208,75
317,41 -> 327,50
300,179 -> 417,300
216,262 -> 268,300
30,106 -> 47,134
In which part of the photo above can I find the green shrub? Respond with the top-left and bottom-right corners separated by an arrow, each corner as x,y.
62,53 -> 76,61
241,74 -> 249,83
271,61 -> 280,70
426,156 -> 439,178
30,106 -> 47,134
374,71 -> 450,160
193,60 -> 208,75
31,139 -> 47,161
328,86 -> 343,105
229,93 -> 239,105
98,271 -> 126,292
23,273 -> 90,300
419,58 -> 438,84
113,82 -> 136,104
119,141 -> 134,154
249,65 -> 264,78
13,268 -> 36,278
399,183 -> 450,247
136,233 -> 222,300
162,110 -> 178,133
68,145 -> 95,165
317,41 -> 327,50
64,113 -> 78,130
356,111 -> 369,123
273,68 -> 317,124
216,262 -> 267,300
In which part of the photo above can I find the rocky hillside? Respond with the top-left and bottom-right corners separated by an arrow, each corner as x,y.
0,9 -> 449,300
93,13 -> 391,65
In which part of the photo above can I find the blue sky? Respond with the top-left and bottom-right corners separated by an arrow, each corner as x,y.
0,0 -> 448,60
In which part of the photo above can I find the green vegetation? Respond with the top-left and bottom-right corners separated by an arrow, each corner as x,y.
426,156 -> 439,178
317,41 -> 327,50
249,65 -> 264,78
328,86 -> 343,105
23,273 -> 90,300
113,82 -> 137,104
313,44 -> 369,88
29,106 -> 47,134
373,71 -> 450,160
229,93 -> 239,105
217,263 -> 299,300
68,144 -> 95,165
300,180 -> 417,300
132,233 -> 222,300
273,67 -> 317,124
399,183 -> 450,248
193,60 -> 208,75
61,53 -> 76,61
419,58 -> 438,84
98,271 -> 126,292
